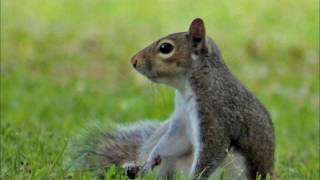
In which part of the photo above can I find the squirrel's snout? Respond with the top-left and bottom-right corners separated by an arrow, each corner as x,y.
131,54 -> 140,68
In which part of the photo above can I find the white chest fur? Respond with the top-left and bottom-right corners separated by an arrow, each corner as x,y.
173,84 -> 202,176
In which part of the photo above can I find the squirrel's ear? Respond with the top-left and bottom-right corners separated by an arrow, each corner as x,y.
188,18 -> 208,54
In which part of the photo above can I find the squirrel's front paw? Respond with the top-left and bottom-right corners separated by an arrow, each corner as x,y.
139,155 -> 162,177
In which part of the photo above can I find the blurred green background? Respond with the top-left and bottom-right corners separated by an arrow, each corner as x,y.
1,0 -> 319,179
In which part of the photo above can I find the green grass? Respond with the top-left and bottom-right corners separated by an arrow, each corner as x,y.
1,0 -> 319,179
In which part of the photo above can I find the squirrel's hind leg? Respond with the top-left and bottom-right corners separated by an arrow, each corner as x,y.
237,133 -> 275,180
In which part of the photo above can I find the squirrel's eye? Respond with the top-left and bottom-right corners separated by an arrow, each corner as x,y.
159,43 -> 174,54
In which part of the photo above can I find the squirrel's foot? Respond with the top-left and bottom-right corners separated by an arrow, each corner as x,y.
140,155 -> 162,177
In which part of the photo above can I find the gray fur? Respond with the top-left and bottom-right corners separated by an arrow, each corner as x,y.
66,121 -> 161,171
130,18 -> 275,180
188,38 -> 275,180
67,18 -> 275,180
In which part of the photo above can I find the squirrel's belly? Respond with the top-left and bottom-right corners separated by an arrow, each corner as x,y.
176,88 -> 202,176
175,152 -> 194,173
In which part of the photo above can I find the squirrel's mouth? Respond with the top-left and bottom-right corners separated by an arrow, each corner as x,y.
143,73 -> 158,82
134,67 -> 158,82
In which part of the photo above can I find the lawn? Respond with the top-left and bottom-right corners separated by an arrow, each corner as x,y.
1,0 -> 319,179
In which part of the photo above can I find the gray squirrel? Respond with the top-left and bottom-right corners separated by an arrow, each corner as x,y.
68,18 -> 275,180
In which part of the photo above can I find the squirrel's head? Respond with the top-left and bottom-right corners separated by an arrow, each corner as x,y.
131,18 -> 213,88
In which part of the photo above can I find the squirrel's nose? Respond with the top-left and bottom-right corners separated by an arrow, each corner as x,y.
131,54 -> 139,68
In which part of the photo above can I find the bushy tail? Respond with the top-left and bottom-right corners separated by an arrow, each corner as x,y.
65,121 -> 161,171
